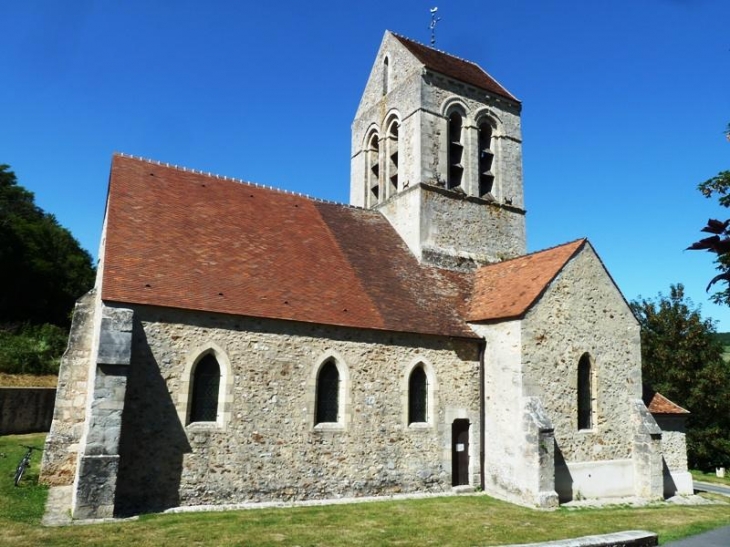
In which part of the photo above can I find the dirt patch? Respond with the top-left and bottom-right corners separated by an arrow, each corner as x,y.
0,373 -> 58,387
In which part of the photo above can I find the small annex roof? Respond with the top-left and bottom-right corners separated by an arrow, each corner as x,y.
391,32 -> 519,103
101,154 -> 477,339
643,387 -> 690,415
466,239 -> 586,323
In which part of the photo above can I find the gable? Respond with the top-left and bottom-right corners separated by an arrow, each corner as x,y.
101,154 -> 477,339
391,33 -> 518,103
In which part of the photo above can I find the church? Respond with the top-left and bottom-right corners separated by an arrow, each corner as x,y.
40,31 -> 692,519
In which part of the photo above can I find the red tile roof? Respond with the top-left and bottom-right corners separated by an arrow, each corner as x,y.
643,387 -> 690,415
392,33 -> 519,103
466,240 -> 586,322
101,155 -> 477,339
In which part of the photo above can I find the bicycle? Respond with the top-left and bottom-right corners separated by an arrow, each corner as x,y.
14,445 -> 41,487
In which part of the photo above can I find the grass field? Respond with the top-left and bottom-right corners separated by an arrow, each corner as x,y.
2,434 -> 730,546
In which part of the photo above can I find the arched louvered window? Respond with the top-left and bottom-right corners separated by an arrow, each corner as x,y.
478,121 -> 495,197
386,118 -> 399,196
316,360 -> 340,424
577,353 -> 593,430
447,112 -> 464,189
189,354 -> 221,423
408,365 -> 428,424
366,131 -> 380,207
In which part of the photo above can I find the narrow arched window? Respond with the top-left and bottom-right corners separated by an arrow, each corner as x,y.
382,57 -> 390,95
577,354 -> 592,430
316,360 -> 340,424
478,121 -> 495,197
408,365 -> 428,424
447,112 -> 464,189
386,119 -> 399,196
189,354 -> 221,423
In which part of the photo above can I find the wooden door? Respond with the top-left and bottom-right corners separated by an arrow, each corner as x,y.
452,419 -> 470,486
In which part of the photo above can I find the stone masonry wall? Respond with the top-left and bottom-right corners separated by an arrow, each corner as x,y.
521,244 -> 642,474
0,388 -> 56,435
40,290 -> 97,486
654,416 -> 688,472
113,305 -> 481,515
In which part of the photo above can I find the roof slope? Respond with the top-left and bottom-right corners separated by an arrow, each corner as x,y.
101,155 -> 477,339
643,387 -> 690,415
467,240 -> 586,322
392,33 -> 518,103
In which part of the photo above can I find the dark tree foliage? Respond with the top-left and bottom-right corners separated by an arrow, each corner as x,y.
631,284 -> 730,469
688,123 -> 730,304
0,164 -> 95,328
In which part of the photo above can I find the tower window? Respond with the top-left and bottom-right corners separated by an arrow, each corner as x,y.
386,119 -> 399,196
447,112 -> 464,189
478,122 -> 495,197
408,365 -> 428,424
189,354 -> 221,423
316,360 -> 340,424
367,132 -> 380,207
577,353 -> 593,430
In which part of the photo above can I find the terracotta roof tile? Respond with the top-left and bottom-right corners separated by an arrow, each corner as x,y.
643,387 -> 690,415
392,33 -> 518,103
466,240 -> 585,322
101,155 -> 477,339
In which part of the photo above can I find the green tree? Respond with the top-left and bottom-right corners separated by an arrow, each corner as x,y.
631,284 -> 730,470
688,123 -> 730,304
0,164 -> 95,327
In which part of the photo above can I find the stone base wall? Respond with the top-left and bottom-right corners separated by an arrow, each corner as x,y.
113,305 -> 481,516
0,388 -> 56,435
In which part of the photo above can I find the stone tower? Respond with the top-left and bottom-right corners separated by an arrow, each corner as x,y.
351,31 -> 526,270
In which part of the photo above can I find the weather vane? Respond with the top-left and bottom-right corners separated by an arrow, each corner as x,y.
429,7 -> 441,46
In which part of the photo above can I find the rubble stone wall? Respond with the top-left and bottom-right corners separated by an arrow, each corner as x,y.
113,305 -> 481,515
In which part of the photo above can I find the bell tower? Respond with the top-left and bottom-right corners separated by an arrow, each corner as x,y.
351,31 -> 527,270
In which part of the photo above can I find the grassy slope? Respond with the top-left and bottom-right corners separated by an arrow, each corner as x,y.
1,434 -> 730,546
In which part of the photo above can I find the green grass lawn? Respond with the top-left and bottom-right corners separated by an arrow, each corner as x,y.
2,434 -> 730,546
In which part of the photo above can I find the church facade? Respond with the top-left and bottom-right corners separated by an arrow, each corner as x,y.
41,31 -> 691,519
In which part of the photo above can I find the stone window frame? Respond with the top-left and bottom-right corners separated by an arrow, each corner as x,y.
577,352 -> 597,432
363,124 -> 381,208
177,342 -> 233,431
401,357 -> 438,429
473,109 -> 502,200
384,111 -> 401,200
444,102 -> 468,191
308,350 -> 351,432
382,54 -> 390,96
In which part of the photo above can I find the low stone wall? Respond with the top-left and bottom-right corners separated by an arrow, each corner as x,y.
0,387 -> 56,435
503,530 -> 658,547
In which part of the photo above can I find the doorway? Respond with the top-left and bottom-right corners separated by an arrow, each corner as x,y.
451,419 -> 470,486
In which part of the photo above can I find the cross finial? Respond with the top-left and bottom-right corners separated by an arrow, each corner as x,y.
429,7 -> 441,46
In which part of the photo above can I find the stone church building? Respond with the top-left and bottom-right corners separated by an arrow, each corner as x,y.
41,31 -> 692,519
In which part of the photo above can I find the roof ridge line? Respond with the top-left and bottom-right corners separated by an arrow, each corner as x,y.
390,32 -> 482,69
113,152 -> 365,211
486,238 -> 587,267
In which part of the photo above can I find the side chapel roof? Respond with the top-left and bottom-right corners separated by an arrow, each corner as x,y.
643,386 -> 690,415
467,240 -> 586,322
101,155 -> 591,338
391,33 -> 519,103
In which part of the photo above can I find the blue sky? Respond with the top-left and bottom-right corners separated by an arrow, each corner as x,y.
2,1 -> 730,329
